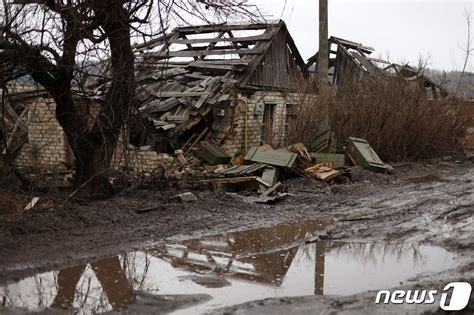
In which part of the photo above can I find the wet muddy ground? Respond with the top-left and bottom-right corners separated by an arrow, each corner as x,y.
0,160 -> 473,314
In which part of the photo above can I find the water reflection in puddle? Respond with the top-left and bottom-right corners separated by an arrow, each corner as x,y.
1,220 -> 457,314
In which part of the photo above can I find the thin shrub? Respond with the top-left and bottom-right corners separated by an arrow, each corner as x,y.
286,78 -> 466,162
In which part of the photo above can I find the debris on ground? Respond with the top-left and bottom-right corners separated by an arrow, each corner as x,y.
6,131 -> 391,202
102,128 -> 392,201
174,149 -> 188,166
346,137 -> 394,174
244,146 -> 298,168
304,163 -> 344,181
23,197 -> 39,211
310,153 -> 346,168
253,192 -> 289,204
174,192 -> 198,203
195,142 -> 231,166
312,129 -> 337,153
144,132 -> 393,201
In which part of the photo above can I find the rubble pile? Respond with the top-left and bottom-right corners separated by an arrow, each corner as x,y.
153,130 -> 394,202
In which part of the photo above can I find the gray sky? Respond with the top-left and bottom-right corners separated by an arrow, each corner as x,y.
250,0 -> 473,71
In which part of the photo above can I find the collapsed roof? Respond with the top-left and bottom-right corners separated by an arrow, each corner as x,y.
306,36 -> 449,100
118,20 -> 307,147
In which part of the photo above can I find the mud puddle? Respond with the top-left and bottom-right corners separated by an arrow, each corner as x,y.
0,219 -> 458,314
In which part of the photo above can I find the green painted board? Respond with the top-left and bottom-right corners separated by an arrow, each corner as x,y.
346,137 -> 392,173
309,153 -> 346,168
313,129 -> 337,153
244,146 -> 298,168
195,142 -> 231,165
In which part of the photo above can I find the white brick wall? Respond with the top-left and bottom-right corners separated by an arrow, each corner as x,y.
15,99 -> 68,171
223,91 -> 299,155
15,90 -> 301,172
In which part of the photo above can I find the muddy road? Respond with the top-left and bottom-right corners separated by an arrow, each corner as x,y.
0,160 -> 473,314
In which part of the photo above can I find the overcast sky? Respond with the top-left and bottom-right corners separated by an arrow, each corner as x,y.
250,0 -> 473,71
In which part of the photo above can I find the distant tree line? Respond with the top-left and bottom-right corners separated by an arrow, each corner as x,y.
424,69 -> 474,99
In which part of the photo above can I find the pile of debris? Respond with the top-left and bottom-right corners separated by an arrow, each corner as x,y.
173,130 -> 393,203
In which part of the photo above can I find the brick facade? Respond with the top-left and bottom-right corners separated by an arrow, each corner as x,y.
15,98 -> 69,172
111,136 -> 172,173
14,101 -> 171,174
15,91 -> 299,172
222,91 -> 298,155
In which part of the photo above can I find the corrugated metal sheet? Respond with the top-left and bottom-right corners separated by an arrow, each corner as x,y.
219,163 -> 268,175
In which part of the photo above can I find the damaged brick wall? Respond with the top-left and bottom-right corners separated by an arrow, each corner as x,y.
223,91 -> 297,155
15,98 -> 69,171
111,132 -> 171,173
14,101 -> 169,174
14,91 -> 301,173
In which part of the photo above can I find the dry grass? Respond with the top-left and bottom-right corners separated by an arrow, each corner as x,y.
286,78 -> 466,162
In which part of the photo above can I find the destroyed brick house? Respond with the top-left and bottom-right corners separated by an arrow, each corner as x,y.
0,22 -> 461,175
2,20 -> 309,173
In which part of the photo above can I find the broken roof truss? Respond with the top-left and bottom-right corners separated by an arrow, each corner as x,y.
306,36 -> 449,100
120,20 -> 307,146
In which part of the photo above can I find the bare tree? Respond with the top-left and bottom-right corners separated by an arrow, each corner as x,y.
0,0 -> 259,195
454,9 -> 473,97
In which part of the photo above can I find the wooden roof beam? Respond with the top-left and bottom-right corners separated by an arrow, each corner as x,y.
176,22 -> 280,34
199,31 -> 226,60
179,33 -> 199,61
170,33 -> 272,45
147,48 -> 264,59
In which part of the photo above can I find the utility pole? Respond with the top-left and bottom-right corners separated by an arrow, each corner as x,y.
318,0 -> 329,93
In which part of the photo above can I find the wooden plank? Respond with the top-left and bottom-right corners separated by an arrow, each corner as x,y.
187,63 -> 242,72
190,176 -> 258,184
280,23 -> 308,76
193,93 -> 208,109
171,33 -> 273,45
183,127 -> 208,155
139,97 -> 180,113
133,33 -> 174,52
152,91 -> 209,98
184,73 -> 210,80
180,33 -> 199,61
237,26 -> 280,87
331,36 -> 374,54
244,146 -> 298,168
3,107 -> 28,155
260,182 -> 282,197
351,50 -> 386,80
177,22 -> 278,34
199,31 -> 225,60
337,44 -> 367,76
190,60 -> 250,66
148,48 -> 264,59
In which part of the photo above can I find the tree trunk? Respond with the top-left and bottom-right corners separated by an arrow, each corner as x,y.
54,2 -> 135,197
6,1 -> 135,197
